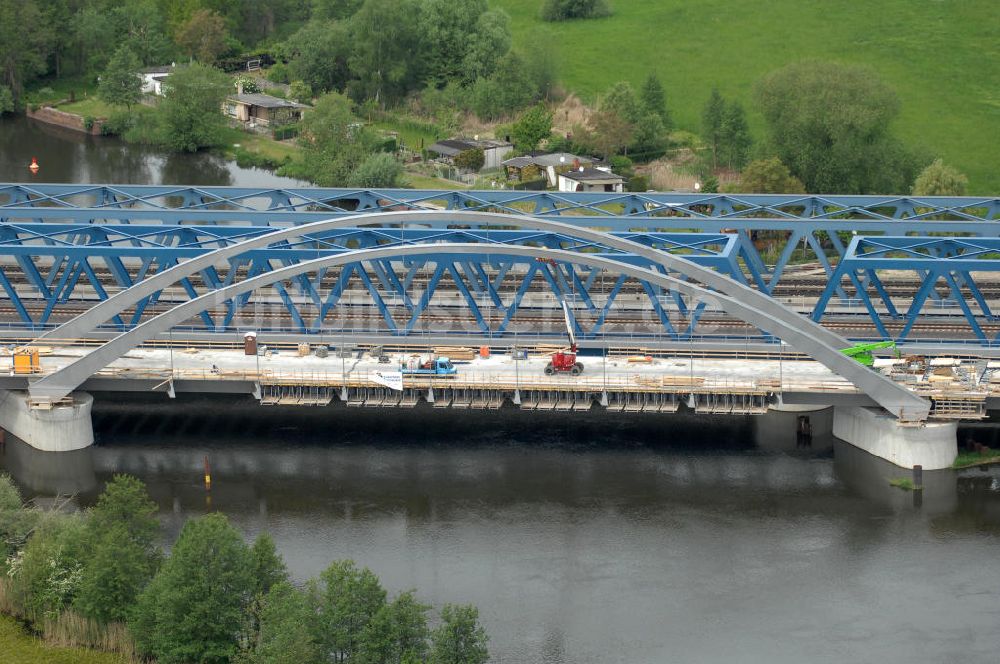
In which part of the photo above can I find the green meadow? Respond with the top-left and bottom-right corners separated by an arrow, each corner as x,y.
493,0 -> 1000,194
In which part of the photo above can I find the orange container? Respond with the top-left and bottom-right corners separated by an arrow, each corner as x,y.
479,345 -> 491,359
13,349 -> 39,374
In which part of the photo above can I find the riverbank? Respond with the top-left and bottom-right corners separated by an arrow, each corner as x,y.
0,616 -> 128,664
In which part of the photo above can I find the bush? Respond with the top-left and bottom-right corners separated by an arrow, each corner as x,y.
272,123 -> 300,141
454,148 -> 485,172
541,0 -> 612,21
610,155 -> 633,177
82,116 -> 95,131
101,110 -> 134,136
288,80 -> 313,103
266,62 -> 290,84
627,175 -> 649,192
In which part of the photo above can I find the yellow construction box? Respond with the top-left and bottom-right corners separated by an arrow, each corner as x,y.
12,348 -> 39,374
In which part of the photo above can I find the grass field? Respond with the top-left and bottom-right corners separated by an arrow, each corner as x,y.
0,616 -> 128,664
56,98 -> 118,119
493,0 -> 1000,194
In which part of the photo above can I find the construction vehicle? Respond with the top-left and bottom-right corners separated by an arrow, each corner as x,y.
401,356 -> 457,376
544,301 -> 584,376
840,340 -> 899,368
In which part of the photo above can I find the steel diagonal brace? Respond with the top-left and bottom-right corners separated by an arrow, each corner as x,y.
28,243 -> 930,421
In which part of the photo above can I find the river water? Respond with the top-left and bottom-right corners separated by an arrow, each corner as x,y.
0,114 -> 307,187
2,114 -> 1000,663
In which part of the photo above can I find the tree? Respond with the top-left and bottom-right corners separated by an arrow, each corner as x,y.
131,513 -> 254,664
541,0 -> 612,21
419,1 -> 509,87
462,10 -> 512,84
288,80 -> 313,103
7,515 -> 86,622
912,158 -> 968,196
293,91 -> 378,186
112,1 -> 172,67
73,6 -> 116,75
731,157 -> 806,194
640,72 -> 671,130
631,112 -> 668,160
0,0 -> 52,97
285,20 -> 351,94
590,108 -> 633,159
250,533 -> 288,598
511,104 -> 553,152
701,88 -> 725,169
240,582 -> 322,664
155,63 -> 232,152
430,604 -> 489,664
453,149 -> 485,172
719,101 -> 752,170
73,475 -> 160,623
351,153 -> 403,187
99,46 -> 143,113
177,9 -> 230,65
470,51 -> 537,120
755,60 -> 925,193
358,590 -> 430,664
75,522 -> 158,623
601,81 -> 641,125
314,559 -> 387,663
347,0 -> 423,106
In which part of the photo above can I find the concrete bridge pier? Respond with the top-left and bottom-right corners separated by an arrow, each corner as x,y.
0,390 -> 94,452
833,407 -> 956,471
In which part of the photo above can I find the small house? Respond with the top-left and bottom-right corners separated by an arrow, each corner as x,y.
224,93 -> 308,129
502,152 -> 594,187
140,65 -> 174,97
558,167 -> 626,193
427,137 -> 513,171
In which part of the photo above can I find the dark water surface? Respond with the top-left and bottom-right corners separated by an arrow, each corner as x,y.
3,399 -> 1000,664
0,114 -> 307,187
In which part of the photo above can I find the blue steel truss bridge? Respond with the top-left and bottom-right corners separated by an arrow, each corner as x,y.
0,184 -> 998,349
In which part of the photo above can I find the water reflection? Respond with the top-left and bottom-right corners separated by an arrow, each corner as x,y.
0,115 -> 306,188
3,405 -> 1000,664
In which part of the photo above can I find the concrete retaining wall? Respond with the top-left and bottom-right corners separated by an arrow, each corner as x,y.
833,406 -> 956,470
26,107 -> 104,135
0,390 -> 94,452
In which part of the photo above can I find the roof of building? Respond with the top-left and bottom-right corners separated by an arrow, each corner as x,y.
560,167 -> 625,183
501,152 -> 593,169
141,66 -> 174,75
429,137 -> 513,157
228,93 -> 308,109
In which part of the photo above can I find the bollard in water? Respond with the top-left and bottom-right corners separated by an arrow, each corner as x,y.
204,455 -> 212,491
912,464 -> 923,487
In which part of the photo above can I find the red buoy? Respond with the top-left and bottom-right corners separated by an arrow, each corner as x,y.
28,157 -> 39,173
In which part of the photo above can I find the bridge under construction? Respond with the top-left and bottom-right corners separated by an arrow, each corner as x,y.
1,184 -> 999,469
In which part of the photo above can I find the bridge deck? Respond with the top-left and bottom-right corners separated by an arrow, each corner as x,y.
4,345 -> 992,420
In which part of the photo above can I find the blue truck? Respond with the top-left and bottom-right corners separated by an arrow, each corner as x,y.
400,356 -> 458,376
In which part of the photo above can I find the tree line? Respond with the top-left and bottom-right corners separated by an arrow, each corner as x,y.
0,473 -> 488,664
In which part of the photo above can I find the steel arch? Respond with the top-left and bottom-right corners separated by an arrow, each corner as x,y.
28,243 -> 930,421
33,210 -> 851,352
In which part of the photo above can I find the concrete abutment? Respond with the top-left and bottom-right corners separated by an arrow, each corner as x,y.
832,406 -> 956,471
0,390 -> 94,452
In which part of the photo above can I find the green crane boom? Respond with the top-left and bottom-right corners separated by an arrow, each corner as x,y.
840,341 -> 898,367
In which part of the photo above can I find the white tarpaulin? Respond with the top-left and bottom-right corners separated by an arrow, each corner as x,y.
371,371 -> 403,391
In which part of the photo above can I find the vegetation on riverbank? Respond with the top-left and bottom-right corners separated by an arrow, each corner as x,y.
952,450 -> 1000,470
0,472 -> 490,664
0,615 -> 128,664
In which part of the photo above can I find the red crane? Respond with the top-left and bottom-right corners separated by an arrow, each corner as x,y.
544,300 -> 584,376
